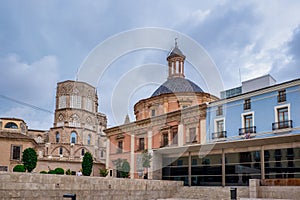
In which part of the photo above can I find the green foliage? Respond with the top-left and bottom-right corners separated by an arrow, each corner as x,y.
141,149 -> 152,168
120,160 -> 130,178
99,168 -> 109,177
40,171 -> 48,174
22,148 -> 37,172
48,170 -> 56,174
82,152 -> 93,176
66,169 -> 72,175
54,167 -> 64,175
13,164 -> 26,172
112,158 -> 124,171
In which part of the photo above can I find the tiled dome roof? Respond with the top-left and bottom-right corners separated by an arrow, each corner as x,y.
151,77 -> 203,97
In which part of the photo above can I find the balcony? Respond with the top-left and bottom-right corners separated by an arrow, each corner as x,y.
239,126 -> 256,135
212,131 -> 227,139
272,120 -> 293,130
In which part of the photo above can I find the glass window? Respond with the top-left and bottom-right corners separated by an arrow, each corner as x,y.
59,147 -> 63,155
216,105 -> 223,116
216,120 -> 224,133
81,149 -> 85,156
278,107 -> 288,122
11,145 -> 21,160
189,127 -> 196,143
58,96 -> 66,109
172,129 -> 178,145
5,122 -> 18,129
244,114 -> 253,129
117,141 -> 123,153
278,90 -> 286,103
56,132 -> 60,143
85,98 -> 93,112
162,133 -> 168,147
70,132 -> 77,144
139,138 -> 145,150
87,135 -> 91,145
244,99 -> 251,110
70,95 -> 82,109
151,109 -> 155,117
264,148 -> 300,179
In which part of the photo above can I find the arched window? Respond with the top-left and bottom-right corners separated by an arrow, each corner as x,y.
56,132 -> 60,143
81,149 -> 85,156
70,132 -> 77,144
59,147 -> 63,155
87,134 -> 91,145
5,122 -> 18,129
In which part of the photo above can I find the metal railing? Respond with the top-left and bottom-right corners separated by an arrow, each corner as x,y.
272,120 -> 293,130
239,126 -> 256,135
212,131 -> 227,139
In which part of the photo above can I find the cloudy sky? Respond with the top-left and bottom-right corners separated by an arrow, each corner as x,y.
0,0 -> 300,129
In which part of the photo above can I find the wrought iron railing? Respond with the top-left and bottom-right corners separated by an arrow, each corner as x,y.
272,120 -> 293,130
239,126 -> 256,135
212,131 -> 227,139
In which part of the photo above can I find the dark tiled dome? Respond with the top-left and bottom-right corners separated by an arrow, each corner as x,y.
151,77 -> 203,97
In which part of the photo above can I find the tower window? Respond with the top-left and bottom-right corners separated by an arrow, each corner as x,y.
56,132 -> 60,143
58,96 -> 66,109
81,149 -> 85,156
151,109 -> 155,117
70,132 -> 77,144
59,147 -> 63,155
87,135 -> 91,145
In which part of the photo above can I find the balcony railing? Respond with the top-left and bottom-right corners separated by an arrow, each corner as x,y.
272,120 -> 293,130
239,126 -> 256,135
212,131 -> 227,139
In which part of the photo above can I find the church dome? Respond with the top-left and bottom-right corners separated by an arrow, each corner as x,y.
151,77 -> 204,97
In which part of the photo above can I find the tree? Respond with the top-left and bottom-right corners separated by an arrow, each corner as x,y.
99,168 -> 109,177
82,152 -> 93,176
141,149 -> 152,179
112,158 -> 125,178
22,148 -> 37,172
120,160 -> 130,178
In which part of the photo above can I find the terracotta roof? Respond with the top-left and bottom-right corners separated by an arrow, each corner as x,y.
0,131 -> 33,140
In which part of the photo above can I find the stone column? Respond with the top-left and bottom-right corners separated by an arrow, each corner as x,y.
261,146 -> 265,179
222,149 -> 225,187
106,138 -> 110,169
178,124 -> 183,146
148,130 -> 153,179
188,152 -> 192,186
249,179 -> 260,198
130,134 -> 135,179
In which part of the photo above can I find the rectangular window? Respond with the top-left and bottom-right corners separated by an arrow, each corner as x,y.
244,114 -> 253,129
162,133 -> 168,147
278,90 -> 286,103
70,95 -> 82,109
58,96 -> 66,109
117,141 -> 123,153
216,105 -> 223,116
172,128 -> 178,145
216,120 -> 224,133
0,166 -> 8,171
151,109 -> 155,117
244,98 -> 251,110
139,138 -> 145,150
85,98 -> 93,112
189,127 -> 196,143
11,145 -> 21,160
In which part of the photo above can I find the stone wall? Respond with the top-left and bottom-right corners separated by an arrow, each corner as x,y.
0,172 -> 182,200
